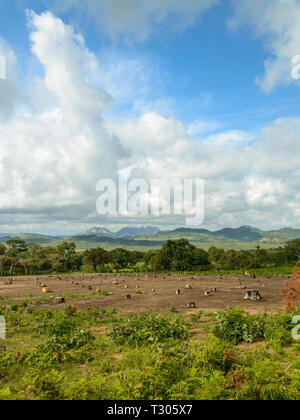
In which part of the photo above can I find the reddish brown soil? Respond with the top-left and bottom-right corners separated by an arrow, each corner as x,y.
0,273 -> 287,314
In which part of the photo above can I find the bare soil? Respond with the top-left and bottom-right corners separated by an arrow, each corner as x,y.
0,273 -> 287,314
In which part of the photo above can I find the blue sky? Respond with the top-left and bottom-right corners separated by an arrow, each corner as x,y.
0,0 -> 300,234
2,0 -> 300,129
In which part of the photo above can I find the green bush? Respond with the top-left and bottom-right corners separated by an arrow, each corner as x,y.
108,312 -> 189,346
237,358 -> 298,400
194,336 -> 236,373
1,306 -> 299,400
213,309 -> 296,347
27,311 -> 96,364
24,370 -> 65,400
264,313 -> 295,350
213,308 -> 265,344
9,303 -> 19,312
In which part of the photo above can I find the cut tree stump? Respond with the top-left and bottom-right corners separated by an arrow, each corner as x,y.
54,297 -> 65,304
244,290 -> 262,300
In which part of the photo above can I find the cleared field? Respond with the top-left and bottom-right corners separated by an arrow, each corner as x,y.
0,273 -> 287,314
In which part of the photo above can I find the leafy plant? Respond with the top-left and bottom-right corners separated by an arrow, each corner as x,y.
108,312 -> 189,346
213,308 -> 265,344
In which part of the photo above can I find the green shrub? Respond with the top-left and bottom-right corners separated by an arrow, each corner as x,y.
213,308 -> 265,344
264,313 -> 295,350
190,311 -> 204,322
194,336 -> 236,373
0,386 -> 22,400
108,312 -> 189,346
237,359 -> 296,400
28,311 -> 96,364
25,370 -> 65,400
9,303 -> 19,312
213,309 -> 296,348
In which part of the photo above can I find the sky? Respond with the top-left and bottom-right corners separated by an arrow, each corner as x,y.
0,0 -> 300,235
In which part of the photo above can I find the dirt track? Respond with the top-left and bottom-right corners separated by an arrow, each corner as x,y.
0,273 -> 288,314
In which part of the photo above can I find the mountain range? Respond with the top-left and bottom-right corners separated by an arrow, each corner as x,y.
78,225 -> 300,242
0,225 -> 300,251
85,226 -> 160,238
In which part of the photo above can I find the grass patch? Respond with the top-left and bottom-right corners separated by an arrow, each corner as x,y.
0,307 -> 299,400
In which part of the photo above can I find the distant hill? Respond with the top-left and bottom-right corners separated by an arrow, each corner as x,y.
116,226 -> 160,238
85,227 -> 114,237
82,226 -> 160,238
0,225 -> 299,251
212,226 -> 262,241
154,225 -> 300,243
0,233 -> 61,245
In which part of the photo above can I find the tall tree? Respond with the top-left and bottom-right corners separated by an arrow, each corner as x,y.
84,248 -> 108,272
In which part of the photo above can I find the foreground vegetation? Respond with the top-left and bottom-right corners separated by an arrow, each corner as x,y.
0,306 -> 299,400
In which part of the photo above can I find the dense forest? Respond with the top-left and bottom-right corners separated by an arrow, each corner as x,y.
0,238 -> 299,276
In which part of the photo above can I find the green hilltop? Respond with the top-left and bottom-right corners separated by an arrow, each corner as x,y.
1,225 -> 300,251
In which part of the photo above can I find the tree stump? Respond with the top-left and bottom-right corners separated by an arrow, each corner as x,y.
54,297 -> 65,304
244,290 -> 261,300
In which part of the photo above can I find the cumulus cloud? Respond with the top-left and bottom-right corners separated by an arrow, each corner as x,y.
0,10 -> 299,233
50,0 -> 219,41
106,112 -> 251,181
0,12 -> 127,227
105,111 -> 300,229
254,117 -> 300,179
0,38 -> 20,116
230,0 -> 300,92
27,11 -> 114,123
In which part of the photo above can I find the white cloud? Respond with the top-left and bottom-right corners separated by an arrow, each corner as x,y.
230,0 -> 300,92
254,116 -> 300,179
245,178 -> 283,209
0,10 -> 300,233
27,11 -> 114,123
106,112 -> 251,181
51,0 -> 219,41
0,38 -> 20,116
203,130 -> 254,147
187,119 -> 220,136
0,12 -> 127,223
105,111 -> 300,229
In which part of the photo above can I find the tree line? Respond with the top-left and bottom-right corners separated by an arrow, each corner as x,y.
144,239 -> 300,271
0,237 -> 299,276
